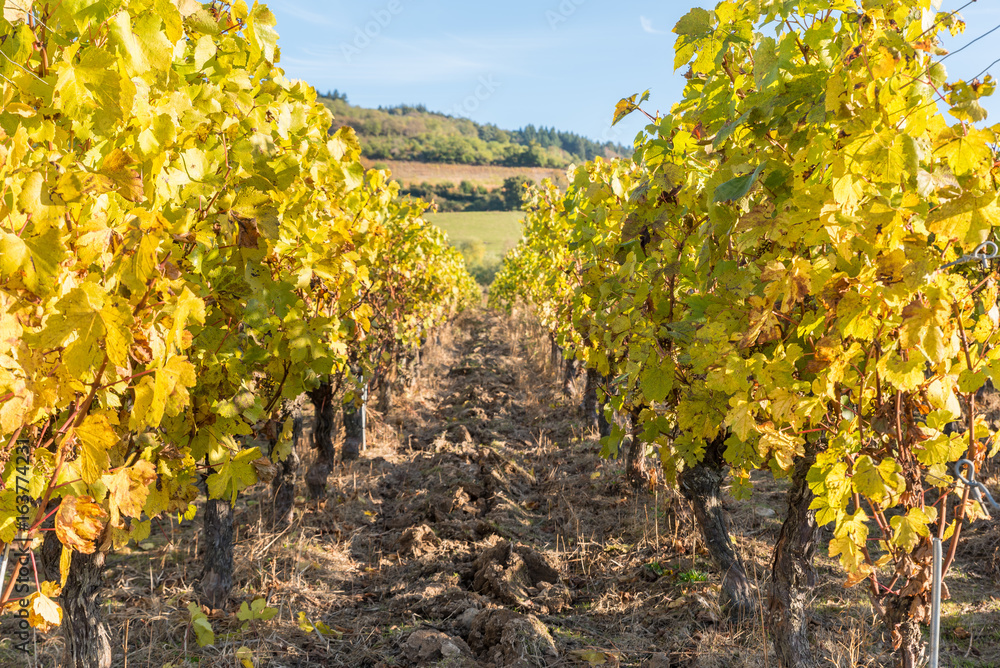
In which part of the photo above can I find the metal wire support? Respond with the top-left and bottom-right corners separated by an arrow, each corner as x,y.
953,459 -> 1000,519
361,382 -> 368,452
941,240 -> 1000,271
928,460 -> 997,667
0,542 -> 10,600
930,537 -> 943,668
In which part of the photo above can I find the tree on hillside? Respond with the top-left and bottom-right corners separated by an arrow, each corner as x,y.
500,176 -> 534,210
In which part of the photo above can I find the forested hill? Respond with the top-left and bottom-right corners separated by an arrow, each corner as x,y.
319,92 -> 626,169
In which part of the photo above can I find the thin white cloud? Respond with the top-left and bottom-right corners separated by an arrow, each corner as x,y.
269,0 -> 342,28
444,31 -> 574,52
284,28 -> 560,86
640,16 -> 667,34
286,42 -> 492,86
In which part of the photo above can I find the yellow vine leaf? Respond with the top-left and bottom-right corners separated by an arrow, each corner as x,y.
102,460 -> 158,522
59,547 -> 72,589
207,448 -> 262,504
2,0 -> 31,23
236,646 -> 254,668
891,507 -> 934,552
130,355 -> 197,431
75,411 -> 120,485
28,590 -> 62,632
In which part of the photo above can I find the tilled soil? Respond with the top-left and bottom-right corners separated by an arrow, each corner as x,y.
292,308 -> 716,668
8,306 -> 1000,667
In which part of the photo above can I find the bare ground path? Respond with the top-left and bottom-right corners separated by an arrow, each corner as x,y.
227,306 -> 778,668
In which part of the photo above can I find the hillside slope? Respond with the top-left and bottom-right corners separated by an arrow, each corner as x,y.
320,93 -> 625,169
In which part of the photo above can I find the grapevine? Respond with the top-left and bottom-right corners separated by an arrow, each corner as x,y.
493,1 -> 1000,664
0,1 -> 475,665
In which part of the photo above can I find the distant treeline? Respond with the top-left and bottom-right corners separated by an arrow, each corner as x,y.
319,92 -> 626,168
401,176 -> 532,213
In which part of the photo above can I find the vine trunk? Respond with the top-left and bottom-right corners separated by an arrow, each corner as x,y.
679,435 -> 756,621
768,444 -> 819,666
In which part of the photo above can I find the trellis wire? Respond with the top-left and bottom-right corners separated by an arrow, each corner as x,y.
941,241 -> 999,271
931,459 -> 1000,668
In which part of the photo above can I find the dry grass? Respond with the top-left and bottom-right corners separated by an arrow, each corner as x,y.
361,160 -> 568,189
4,304 -> 999,667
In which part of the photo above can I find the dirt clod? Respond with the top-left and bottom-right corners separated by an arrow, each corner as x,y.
390,579 -> 485,621
449,424 -> 474,443
663,593 -> 721,624
468,608 -> 559,667
472,540 -> 560,607
531,580 -> 572,614
404,628 -> 477,667
642,653 -> 672,668
396,524 -> 443,557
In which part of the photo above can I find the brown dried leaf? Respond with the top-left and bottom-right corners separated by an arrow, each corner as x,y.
55,495 -> 108,554
251,456 -> 277,484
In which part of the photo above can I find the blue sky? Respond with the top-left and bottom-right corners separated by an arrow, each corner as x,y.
268,0 -> 1000,144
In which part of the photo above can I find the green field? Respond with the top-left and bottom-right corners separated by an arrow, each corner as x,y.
426,211 -> 524,261
426,211 -> 523,284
